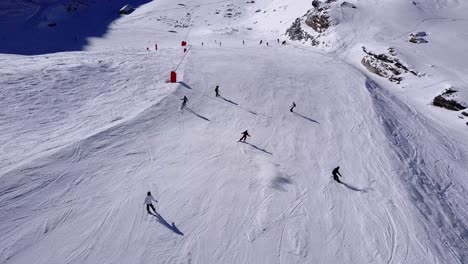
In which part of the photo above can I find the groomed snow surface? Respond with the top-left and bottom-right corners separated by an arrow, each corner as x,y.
1,0 -> 468,263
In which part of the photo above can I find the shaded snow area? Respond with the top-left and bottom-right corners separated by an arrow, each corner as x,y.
1,0 -> 468,263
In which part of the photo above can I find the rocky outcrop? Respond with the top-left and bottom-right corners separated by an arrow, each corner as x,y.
433,88 -> 467,111
285,18 -> 316,43
361,47 -> 418,83
286,0 -> 341,45
305,8 -> 330,33
409,32 -> 428,43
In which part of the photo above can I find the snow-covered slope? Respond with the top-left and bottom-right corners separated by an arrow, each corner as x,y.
1,0 -> 468,263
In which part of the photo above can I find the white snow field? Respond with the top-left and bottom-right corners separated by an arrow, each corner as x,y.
1,0 -> 468,263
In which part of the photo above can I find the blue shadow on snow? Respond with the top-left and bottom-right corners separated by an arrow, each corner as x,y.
151,213 -> 184,236
0,0 -> 151,55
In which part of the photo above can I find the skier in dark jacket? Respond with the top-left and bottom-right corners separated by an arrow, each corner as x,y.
144,191 -> 158,215
215,85 -> 220,97
259,40 -> 263,45
332,166 -> 342,183
290,102 -> 296,112
181,96 -> 188,108
238,130 -> 250,142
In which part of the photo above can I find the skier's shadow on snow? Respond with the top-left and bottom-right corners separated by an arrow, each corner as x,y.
293,112 -> 320,124
271,176 -> 292,191
185,107 -> 210,121
219,96 -> 239,105
178,81 -> 193,90
244,142 -> 273,155
340,181 -> 373,193
151,213 -> 184,236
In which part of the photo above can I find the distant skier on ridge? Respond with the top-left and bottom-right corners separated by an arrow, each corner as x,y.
238,130 -> 250,143
332,166 -> 342,183
144,191 -> 159,215
215,85 -> 220,97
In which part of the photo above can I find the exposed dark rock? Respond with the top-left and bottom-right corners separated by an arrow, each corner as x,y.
433,88 -> 467,111
286,0 -> 337,45
305,12 -> 330,33
433,96 -> 466,111
285,18 -> 317,44
409,32 -> 428,43
462,111 -> 468,117
361,47 -> 418,83
341,2 -> 357,8
312,0 -> 320,9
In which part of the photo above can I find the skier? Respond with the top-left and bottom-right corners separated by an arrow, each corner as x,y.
219,42 -> 222,46
215,85 -> 220,97
332,166 -> 342,183
266,42 -> 269,47
290,102 -> 296,112
144,191 -> 159,215
243,40 -> 245,45
238,130 -> 250,143
259,40 -> 263,45
277,38 -> 280,43
202,42 -> 204,46
282,40 -> 286,45
181,96 -> 188,109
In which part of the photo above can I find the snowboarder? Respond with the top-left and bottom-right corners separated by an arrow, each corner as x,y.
332,166 -> 342,183
215,85 -> 220,97
144,191 -> 158,215
181,96 -> 188,109
259,40 -> 263,45
290,102 -> 296,112
238,130 -> 250,143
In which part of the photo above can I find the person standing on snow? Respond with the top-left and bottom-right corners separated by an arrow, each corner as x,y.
238,130 -> 250,143
259,40 -> 263,45
215,85 -> 220,97
181,96 -> 188,109
144,191 -> 159,215
332,166 -> 342,183
290,102 -> 296,112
